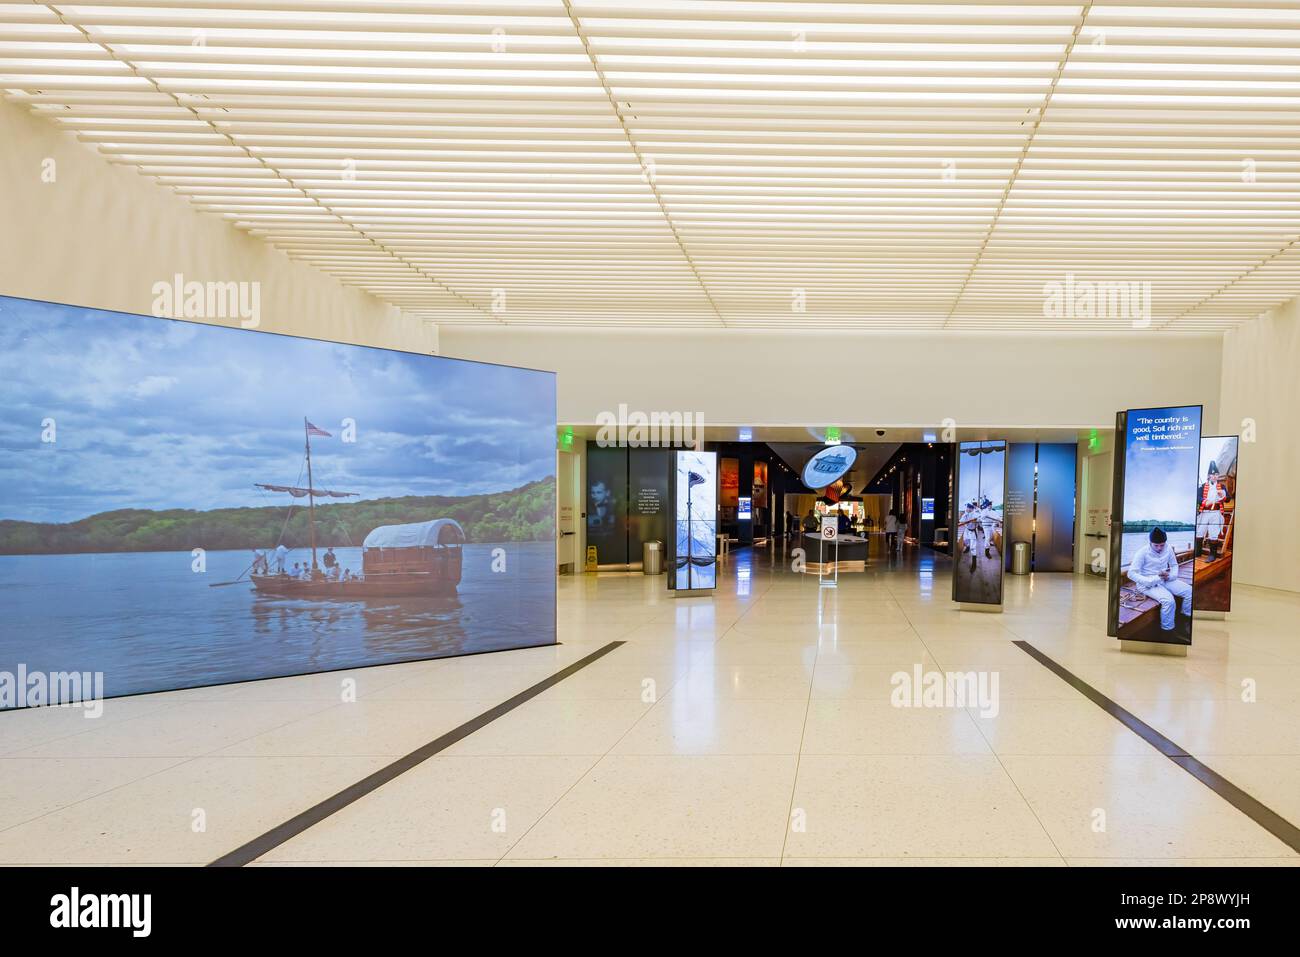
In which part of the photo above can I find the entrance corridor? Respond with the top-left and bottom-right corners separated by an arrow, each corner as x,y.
2,544 -> 1298,866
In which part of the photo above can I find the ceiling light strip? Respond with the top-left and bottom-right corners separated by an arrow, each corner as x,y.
561,0 -> 726,327
35,0 -> 501,323
942,0 -> 1095,329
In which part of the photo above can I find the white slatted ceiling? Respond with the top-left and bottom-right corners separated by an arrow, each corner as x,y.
4,1 -> 1298,330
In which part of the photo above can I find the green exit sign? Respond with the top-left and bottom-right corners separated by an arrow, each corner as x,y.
558,427 -> 574,450
825,427 -> 841,444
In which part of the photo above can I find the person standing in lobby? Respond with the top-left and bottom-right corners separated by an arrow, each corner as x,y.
802,508 -> 819,533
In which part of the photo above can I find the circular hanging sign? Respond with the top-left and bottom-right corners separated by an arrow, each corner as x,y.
802,445 -> 857,490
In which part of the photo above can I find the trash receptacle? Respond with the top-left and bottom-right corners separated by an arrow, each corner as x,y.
1010,541 -> 1031,575
642,540 -> 663,575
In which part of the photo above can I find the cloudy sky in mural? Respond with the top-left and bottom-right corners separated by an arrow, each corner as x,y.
0,296 -> 555,523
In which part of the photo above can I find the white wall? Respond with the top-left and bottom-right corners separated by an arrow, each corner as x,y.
1075,431 -> 1117,578
441,326 -> 1223,430
1218,298 -> 1300,593
0,98 -> 434,353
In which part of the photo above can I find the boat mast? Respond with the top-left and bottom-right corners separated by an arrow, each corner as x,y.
304,417 -> 318,572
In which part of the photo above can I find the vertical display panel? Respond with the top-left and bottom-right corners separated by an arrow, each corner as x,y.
669,450 -> 717,592
628,447 -> 670,567
0,295 -> 556,707
1004,442 -> 1036,569
752,461 -> 768,509
1193,435 -> 1239,613
1108,405 -> 1202,644
584,445 -> 670,569
1106,411 -> 1128,628
719,456 -> 739,508
1005,442 -> 1077,572
952,441 -> 1007,605
1034,443 -> 1078,572
585,442 -> 629,566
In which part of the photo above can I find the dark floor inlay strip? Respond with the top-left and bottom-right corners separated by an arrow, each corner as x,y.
208,641 -> 626,867
1012,639 -> 1300,855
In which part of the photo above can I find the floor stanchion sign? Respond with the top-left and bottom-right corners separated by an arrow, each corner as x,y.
819,514 -> 839,587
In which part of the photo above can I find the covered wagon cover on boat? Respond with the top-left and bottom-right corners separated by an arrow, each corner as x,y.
362,519 -> 466,549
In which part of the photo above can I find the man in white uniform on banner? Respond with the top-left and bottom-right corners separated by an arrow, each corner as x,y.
979,496 -> 1000,559
1127,526 -> 1192,635
961,501 -> 981,571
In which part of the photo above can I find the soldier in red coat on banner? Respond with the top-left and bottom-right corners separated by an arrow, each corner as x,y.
1196,461 -> 1228,562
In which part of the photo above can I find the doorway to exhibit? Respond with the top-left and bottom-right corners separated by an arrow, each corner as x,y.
561,425 -> 1102,591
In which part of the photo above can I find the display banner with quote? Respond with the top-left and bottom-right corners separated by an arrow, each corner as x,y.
1107,405 -> 1202,645
585,444 -> 670,569
628,447 -> 670,567
1005,443 -> 1036,569
668,450 -> 717,593
952,441 -> 1006,606
1193,435 -> 1239,613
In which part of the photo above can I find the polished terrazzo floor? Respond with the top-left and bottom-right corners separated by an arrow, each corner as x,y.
2,541 -> 1298,866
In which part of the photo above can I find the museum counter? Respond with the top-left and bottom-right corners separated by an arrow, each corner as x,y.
801,532 -> 870,573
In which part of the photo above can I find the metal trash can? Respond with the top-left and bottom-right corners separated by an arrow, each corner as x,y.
642,540 -> 663,575
1010,541 -> 1031,575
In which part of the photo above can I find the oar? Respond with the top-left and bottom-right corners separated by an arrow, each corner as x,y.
209,555 -> 262,587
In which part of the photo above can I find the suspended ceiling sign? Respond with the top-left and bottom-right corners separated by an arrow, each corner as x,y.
4,1 -> 1300,331
803,444 -> 857,489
